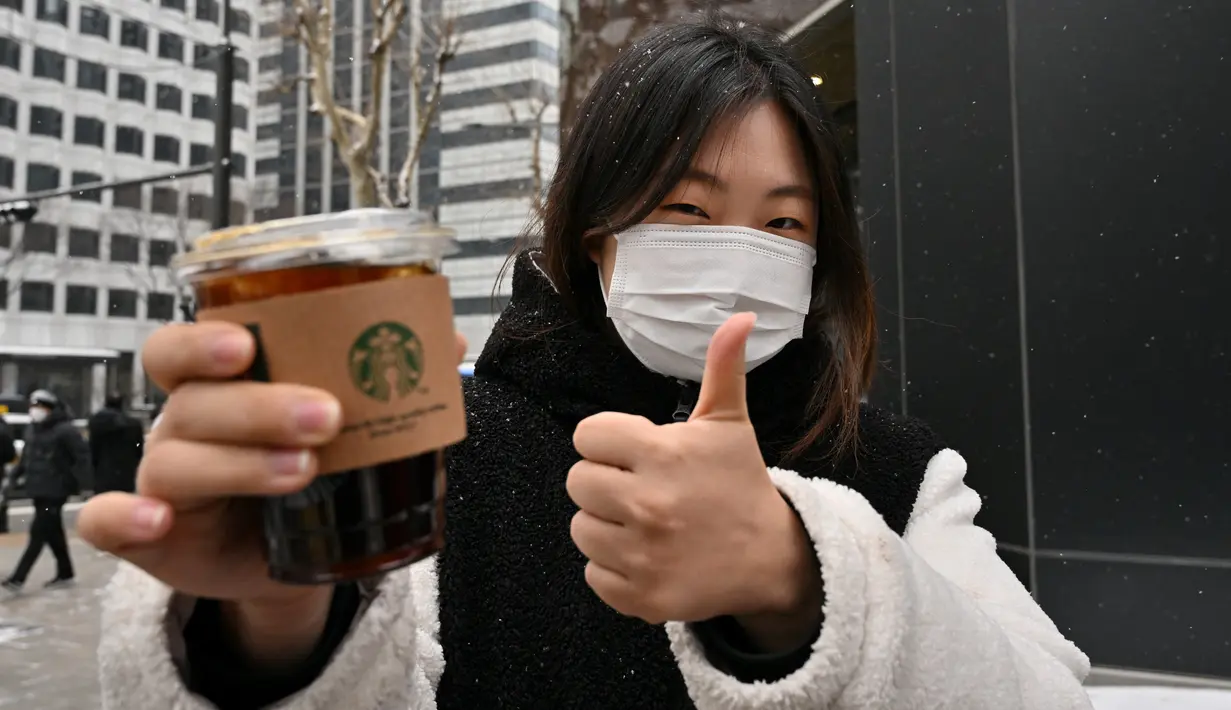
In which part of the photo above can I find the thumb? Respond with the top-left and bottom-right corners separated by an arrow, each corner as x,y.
691,312 -> 756,423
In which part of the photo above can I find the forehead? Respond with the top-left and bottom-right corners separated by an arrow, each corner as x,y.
690,101 -> 812,189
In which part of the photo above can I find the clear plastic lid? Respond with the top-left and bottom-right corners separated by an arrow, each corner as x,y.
173,208 -> 458,283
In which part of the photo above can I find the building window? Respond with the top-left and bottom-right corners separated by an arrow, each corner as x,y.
159,0 -> 184,10
155,83 -> 182,112
65,285 -> 97,315
232,104 -> 248,130
191,94 -> 214,121
229,199 -> 246,224
255,122 -> 278,141
23,222 -> 57,253
120,20 -> 148,51
79,5 -> 110,38
76,59 -> 107,93
234,56 -> 249,83
0,37 -> 19,71
0,0 -> 22,14
20,282 -> 54,312
189,143 -> 211,166
151,186 -> 178,215
115,125 -> 144,156
25,162 -> 60,191
117,73 -> 147,103
278,149 -> 296,188
255,157 -> 278,176
32,48 -> 66,82
192,43 -> 213,69
194,0 -> 217,21
73,116 -> 105,147
28,105 -> 62,138
108,289 -> 138,318
330,184 -> 350,212
109,233 -> 139,263
148,239 -> 176,267
147,292 -> 175,320
187,193 -> 210,220
154,134 -> 180,163
257,87 -> 281,107
35,0 -> 68,25
231,152 -> 247,178
0,96 -> 16,129
157,32 -> 184,62
71,171 -> 103,201
113,184 -> 141,209
0,156 -> 13,188
68,228 -> 100,258
230,8 -> 251,34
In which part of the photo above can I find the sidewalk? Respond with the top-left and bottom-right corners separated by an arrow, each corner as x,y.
0,534 -> 115,710
1087,687 -> 1231,709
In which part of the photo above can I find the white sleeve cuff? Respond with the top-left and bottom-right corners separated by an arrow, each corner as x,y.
98,562 -> 423,710
666,467 -> 869,710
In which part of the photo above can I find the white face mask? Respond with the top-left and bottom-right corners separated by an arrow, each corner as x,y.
29,406 -> 49,423
601,223 -> 816,382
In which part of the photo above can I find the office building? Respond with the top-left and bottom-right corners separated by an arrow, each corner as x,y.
0,0 -> 260,414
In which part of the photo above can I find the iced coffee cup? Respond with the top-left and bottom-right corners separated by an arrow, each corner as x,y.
173,208 -> 466,584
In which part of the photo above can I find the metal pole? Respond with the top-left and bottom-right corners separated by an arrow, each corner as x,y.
7,164 -> 216,202
211,0 -> 234,229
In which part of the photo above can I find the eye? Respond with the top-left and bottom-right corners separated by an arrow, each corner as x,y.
767,217 -> 805,230
664,203 -> 711,219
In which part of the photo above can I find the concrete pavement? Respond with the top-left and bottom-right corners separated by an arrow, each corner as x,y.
0,534 -> 113,710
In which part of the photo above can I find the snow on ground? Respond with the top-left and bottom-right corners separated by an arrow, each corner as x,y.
1089,686 -> 1231,709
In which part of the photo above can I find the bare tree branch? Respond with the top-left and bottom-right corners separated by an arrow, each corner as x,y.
106,210 -> 194,321
396,14 -> 460,206
494,87 -> 552,221
288,0 -> 458,209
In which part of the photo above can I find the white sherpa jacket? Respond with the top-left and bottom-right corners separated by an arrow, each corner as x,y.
98,448 -> 1092,710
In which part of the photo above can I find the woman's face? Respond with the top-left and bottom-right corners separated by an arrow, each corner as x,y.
591,100 -> 817,291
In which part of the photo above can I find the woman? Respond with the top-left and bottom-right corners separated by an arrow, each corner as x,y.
81,16 -> 1092,710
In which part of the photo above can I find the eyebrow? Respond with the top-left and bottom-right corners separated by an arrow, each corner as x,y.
681,168 -> 814,201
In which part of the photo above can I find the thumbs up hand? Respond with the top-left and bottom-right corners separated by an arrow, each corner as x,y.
569,314 -> 822,631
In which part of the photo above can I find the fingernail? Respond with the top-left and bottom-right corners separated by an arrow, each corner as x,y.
295,399 -> 340,435
211,333 -> 252,364
132,501 -> 168,534
271,450 -> 311,477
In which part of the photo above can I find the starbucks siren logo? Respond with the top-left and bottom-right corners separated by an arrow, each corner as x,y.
349,321 -> 424,402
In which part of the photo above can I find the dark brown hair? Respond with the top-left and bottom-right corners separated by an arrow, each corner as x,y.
522,15 -> 875,459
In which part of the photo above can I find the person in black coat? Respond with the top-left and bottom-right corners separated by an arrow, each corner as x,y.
0,417 -> 16,533
0,417 -> 15,471
2,389 -> 91,592
89,393 -> 144,495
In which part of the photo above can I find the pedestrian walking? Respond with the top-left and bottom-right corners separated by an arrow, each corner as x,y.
0,416 -> 15,469
0,416 -> 16,534
2,390 -> 91,593
88,393 -> 144,495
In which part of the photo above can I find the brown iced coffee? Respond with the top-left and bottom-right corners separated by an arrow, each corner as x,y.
173,209 -> 466,584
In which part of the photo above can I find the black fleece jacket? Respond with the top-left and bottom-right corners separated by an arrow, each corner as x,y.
186,252 -> 945,709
